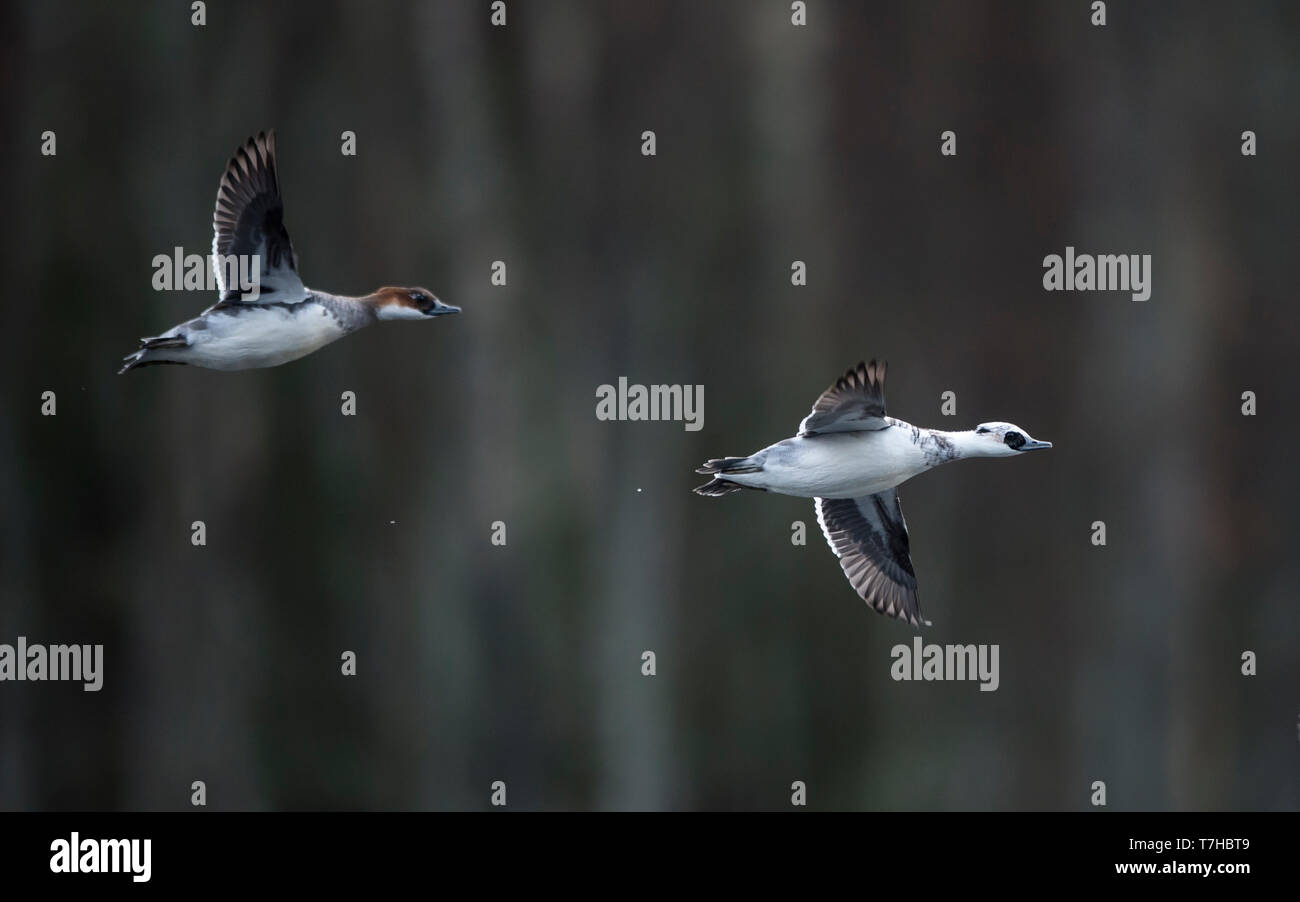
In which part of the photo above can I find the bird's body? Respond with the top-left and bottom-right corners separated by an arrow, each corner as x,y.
718,422 -> 957,499
695,361 -> 1051,625
133,291 -> 372,371
120,131 -> 459,374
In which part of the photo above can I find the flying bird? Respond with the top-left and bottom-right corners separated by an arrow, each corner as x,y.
694,360 -> 1051,625
120,131 -> 459,373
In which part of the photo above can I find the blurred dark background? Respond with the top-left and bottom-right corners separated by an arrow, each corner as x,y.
0,0 -> 1296,810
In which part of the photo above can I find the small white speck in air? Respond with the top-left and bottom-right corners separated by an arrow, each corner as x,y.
388,520 -> 396,525
636,488 -> 642,493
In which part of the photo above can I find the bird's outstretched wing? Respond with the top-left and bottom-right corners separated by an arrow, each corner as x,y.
814,490 -> 928,626
209,130 -> 308,306
798,360 -> 889,436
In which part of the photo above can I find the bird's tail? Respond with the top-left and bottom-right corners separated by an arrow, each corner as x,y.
693,455 -> 763,496
119,335 -> 189,374
693,477 -> 745,496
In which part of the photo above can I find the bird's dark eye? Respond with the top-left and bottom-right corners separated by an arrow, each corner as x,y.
411,292 -> 426,304
1004,431 -> 1025,449
975,426 -> 989,435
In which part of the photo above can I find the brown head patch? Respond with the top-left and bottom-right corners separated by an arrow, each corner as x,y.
371,286 -> 427,309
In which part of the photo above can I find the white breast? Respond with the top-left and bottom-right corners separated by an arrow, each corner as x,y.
187,304 -> 347,370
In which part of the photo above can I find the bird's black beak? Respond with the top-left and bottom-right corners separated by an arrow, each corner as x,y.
426,300 -> 461,317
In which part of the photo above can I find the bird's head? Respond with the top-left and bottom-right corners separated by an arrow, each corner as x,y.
969,421 -> 1053,457
372,286 -> 461,320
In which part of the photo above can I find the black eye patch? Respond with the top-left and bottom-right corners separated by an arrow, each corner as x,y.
1004,431 -> 1025,450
